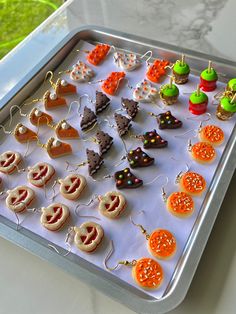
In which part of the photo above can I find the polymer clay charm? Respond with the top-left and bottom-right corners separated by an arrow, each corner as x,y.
55,120 -> 79,140
14,123 -> 37,143
59,174 -> 86,201
172,55 -> 190,84
80,106 -> 97,132
95,91 -> 111,114
121,98 -> 139,119
133,79 -> 158,103
55,78 -> 77,95
189,141 -> 216,164
86,149 -> 104,176
178,171 -> 207,196
227,78 -> 236,94
98,191 -> 126,219
6,185 -> 35,213
199,125 -> 224,146
27,162 -> 55,188
114,51 -> 141,71
127,147 -> 154,168
146,59 -> 169,83
156,111 -> 182,129
45,137 -> 72,159
29,108 -> 53,126
114,167 -> 143,189
87,44 -> 110,66
166,192 -> 194,217
200,61 -> 218,92
101,72 -> 126,96
70,60 -> 94,82
160,77 -> 179,105
114,113 -> 131,137
40,203 -> 70,231
74,221 -> 104,253
216,94 -> 236,121
43,90 -> 67,110
189,85 -> 208,115
142,130 -> 168,149
0,151 -> 22,174
95,130 -> 113,155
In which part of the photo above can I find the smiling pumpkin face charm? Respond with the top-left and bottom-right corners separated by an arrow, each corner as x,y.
0,151 -> 22,174
74,222 -> 104,253
40,203 -> 70,231
6,185 -> 35,213
27,162 -> 55,188
59,174 -> 87,201
98,191 -> 126,219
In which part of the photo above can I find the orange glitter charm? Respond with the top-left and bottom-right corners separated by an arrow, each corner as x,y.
87,44 -> 110,66
148,229 -> 176,259
199,125 -> 224,146
146,59 -> 170,83
132,258 -> 163,290
190,141 -> 216,163
101,72 -> 126,95
179,171 -> 206,196
167,192 -> 194,217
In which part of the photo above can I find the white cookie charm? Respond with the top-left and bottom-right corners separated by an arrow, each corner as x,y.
59,174 -> 87,200
70,60 -> 94,82
114,52 -> 141,71
27,162 -> 55,188
133,79 -> 159,102
0,151 -> 22,174
40,203 -> 70,231
74,222 -> 104,253
6,186 -> 35,213
98,191 -> 126,219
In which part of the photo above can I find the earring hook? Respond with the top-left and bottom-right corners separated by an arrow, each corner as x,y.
8,105 -> 27,127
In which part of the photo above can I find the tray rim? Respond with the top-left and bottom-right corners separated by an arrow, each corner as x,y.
0,26 -> 235,314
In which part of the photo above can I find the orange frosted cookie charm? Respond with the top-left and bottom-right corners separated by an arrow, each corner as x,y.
179,171 -> 206,196
199,125 -> 224,146
101,72 -> 126,95
148,229 -> 176,259
29,108 -> 53,126
189,141 -> 216,164
45,137 -> 72,159
55,78 -> 77,95
55,120 -> 79,140
40,203 -> 70,231
0,151 -> 22,174
43,90 -> 67,110
146,59 -> 170,83
132,258 -> 163,290
14,123 -> 37,143
167,192 -> 194,217
87,44 -> 110,66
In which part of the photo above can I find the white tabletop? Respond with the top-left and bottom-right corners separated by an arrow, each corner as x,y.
0,1 -> 235,313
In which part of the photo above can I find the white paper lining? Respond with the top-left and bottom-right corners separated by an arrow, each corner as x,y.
0,40 -> 235,299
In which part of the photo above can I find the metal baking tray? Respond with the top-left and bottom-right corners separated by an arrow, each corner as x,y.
0,26 -> 235,314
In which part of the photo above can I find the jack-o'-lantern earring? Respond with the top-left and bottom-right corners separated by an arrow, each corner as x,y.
104,240 -> 164,290
130,216 -> 177,259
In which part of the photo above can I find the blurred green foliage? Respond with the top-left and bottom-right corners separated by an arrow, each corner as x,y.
0,0 -> 63,59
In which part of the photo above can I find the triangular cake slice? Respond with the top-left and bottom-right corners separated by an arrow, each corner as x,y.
55,78 -> 77,95
43,90 -> 67,110
46,137 -> 72,159
80,106 -> 97,131
157,111 -> 182,130
29,108 -> 53,126
114,168 -> 143,189
114,113 -> 131,136
95,130 -> 113,155
13,123 -> 37,143
121,98 -> 139,119
142,130 -> 168,149
95,91 -> 110,114
86,149 -> 104,176
55,120 -> 79,140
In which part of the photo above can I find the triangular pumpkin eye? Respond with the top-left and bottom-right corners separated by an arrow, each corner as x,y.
111,195 -> 116,201
81,236 -> 86,242
7,154 -> 12,158
46,215 -> 52,222
86,226 -> 93,233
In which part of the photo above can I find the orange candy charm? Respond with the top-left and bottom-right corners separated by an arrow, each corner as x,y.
132,258 -> 163,290
167,192 -> 194,217
199,125 -> 224,146
87,44 -> 110,66
179,171 -> 206,196
148,229 -> 176,259
190,141 -> 216,163
101,72 -> 126,95
146,59 -> 170,83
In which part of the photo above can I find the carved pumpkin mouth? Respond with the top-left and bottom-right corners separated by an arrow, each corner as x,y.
65,177 -> 81,193
46,207 -> 63,224
105,195 -> 120,212
1,153 -> 15,167
32,165 -> 49,180
11,189 -> 28,205
81,227 -> 98,245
